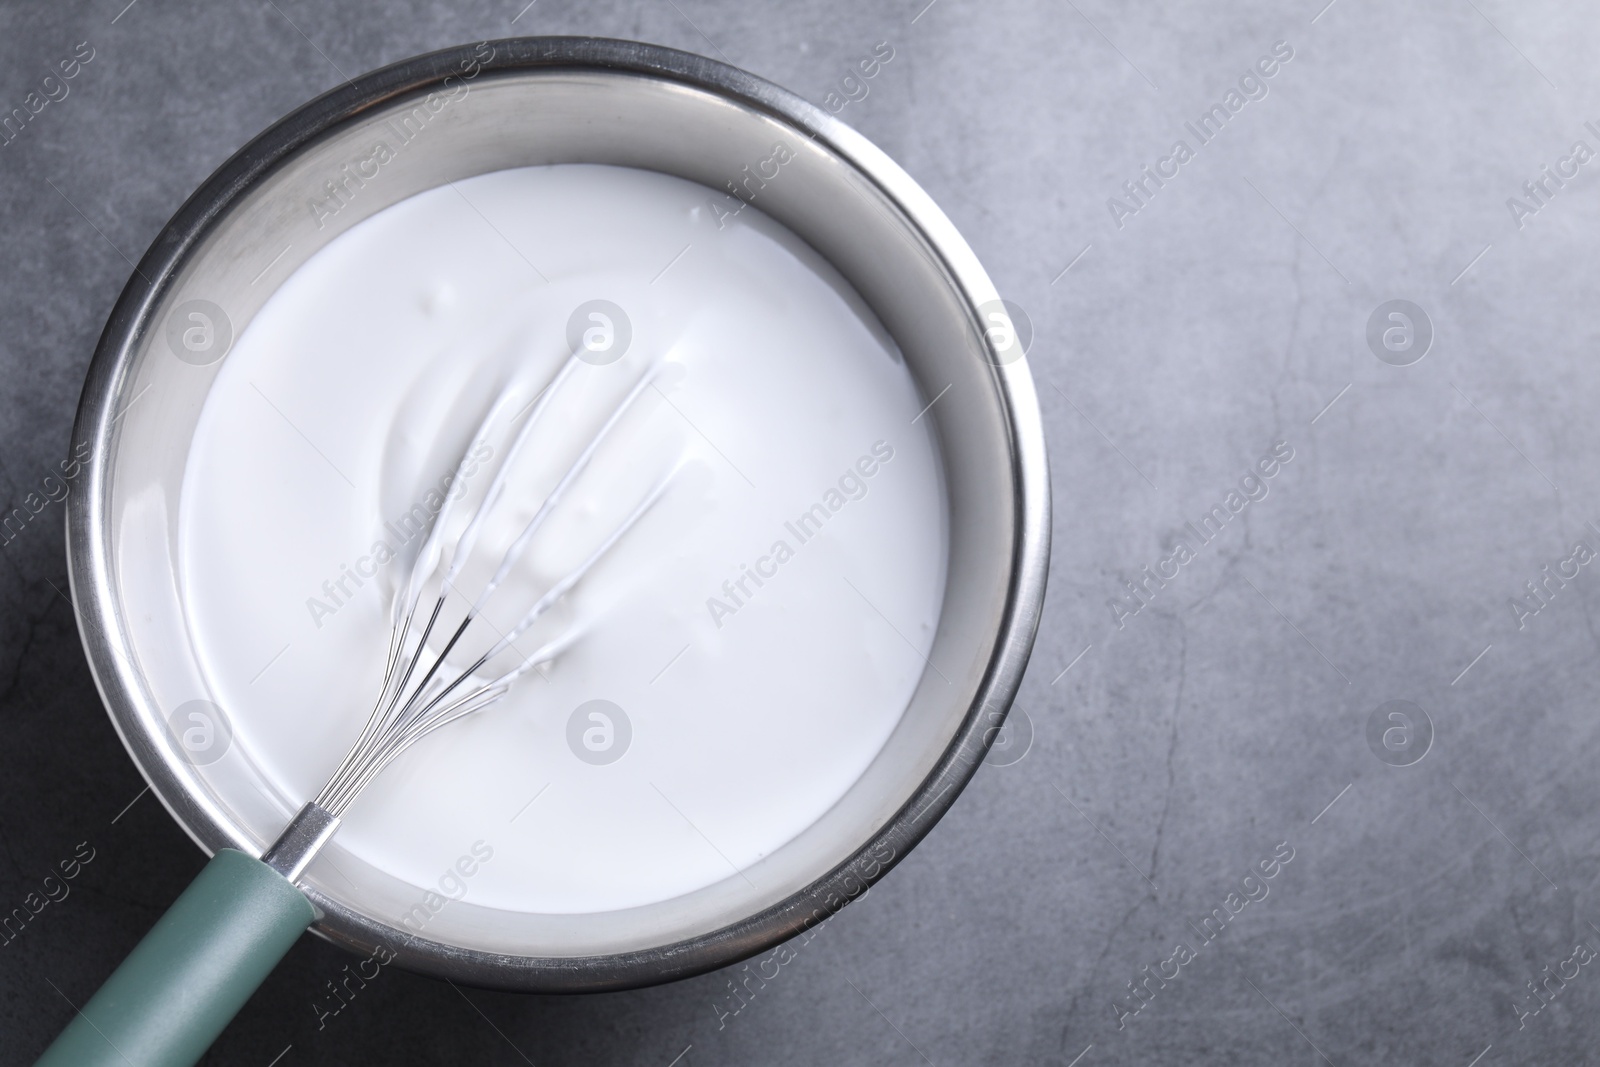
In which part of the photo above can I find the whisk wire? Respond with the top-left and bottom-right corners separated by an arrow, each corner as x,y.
310,359 -> 674,819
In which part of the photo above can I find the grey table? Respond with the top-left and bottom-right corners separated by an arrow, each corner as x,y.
4,1 -> 1598,1064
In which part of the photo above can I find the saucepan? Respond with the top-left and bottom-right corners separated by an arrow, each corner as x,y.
46,36 -> 1049,1066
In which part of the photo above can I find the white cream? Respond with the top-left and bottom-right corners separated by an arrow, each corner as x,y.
178,164 -> 947,916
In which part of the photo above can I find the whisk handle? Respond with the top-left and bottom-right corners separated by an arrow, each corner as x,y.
35,848 -> 314,1067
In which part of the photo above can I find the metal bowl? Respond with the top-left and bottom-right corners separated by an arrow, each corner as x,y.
65,36 -> 1050,991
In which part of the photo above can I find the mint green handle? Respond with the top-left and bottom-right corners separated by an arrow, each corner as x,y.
37,849 -> 315,1067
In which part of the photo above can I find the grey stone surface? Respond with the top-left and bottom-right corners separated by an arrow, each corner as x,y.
3,0 -> 1600,1064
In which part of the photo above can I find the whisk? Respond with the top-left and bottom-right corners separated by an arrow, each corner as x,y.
39,353 -> 677,1067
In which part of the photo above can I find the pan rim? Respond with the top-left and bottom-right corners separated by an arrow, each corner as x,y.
64,35 -> 1051,992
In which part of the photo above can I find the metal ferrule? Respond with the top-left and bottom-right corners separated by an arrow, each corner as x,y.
260,802 -> 341,883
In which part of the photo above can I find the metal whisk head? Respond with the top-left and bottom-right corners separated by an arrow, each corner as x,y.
263,352 -> 676,880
